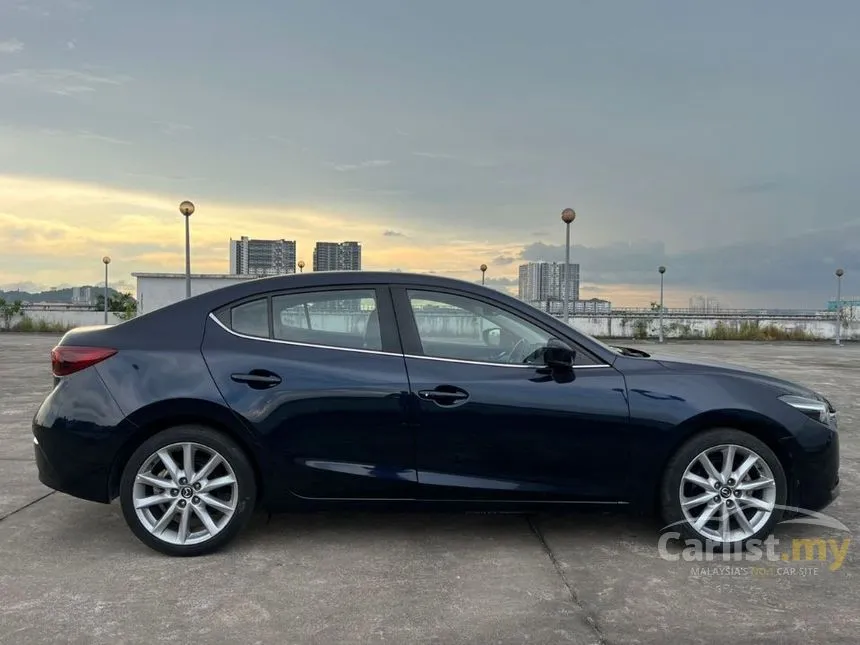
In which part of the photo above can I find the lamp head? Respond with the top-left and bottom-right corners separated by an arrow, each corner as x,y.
179,200 -> 195,217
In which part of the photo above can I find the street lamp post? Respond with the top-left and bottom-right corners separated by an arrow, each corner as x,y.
658,266 -> 666,343
298,260 -> 305,273
835,268 -> 844,346
102,256 -> 111,325
179,200 -> 195,298
561,208 -> 576,325
480,264 -> 487,285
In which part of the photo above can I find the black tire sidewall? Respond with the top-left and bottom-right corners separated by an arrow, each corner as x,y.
660,428 -> 787,549
119,425 -> 257,557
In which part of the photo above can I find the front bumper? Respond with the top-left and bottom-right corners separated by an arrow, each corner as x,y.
786,425 -> 840,513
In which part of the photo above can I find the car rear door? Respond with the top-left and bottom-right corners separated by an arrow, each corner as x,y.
392,286 -> 630,503
201,285 -> 417,502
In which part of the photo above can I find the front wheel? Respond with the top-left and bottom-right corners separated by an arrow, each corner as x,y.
119,425 -> 257,557
659,428 -> 787,551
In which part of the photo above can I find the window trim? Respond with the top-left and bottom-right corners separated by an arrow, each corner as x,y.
212,285 -> 402,355
391,286 -> 609,368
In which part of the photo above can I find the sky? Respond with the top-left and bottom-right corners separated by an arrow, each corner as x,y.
1,0 -> 858,307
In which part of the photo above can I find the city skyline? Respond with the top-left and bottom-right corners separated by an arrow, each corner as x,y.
1,2 -> 858,307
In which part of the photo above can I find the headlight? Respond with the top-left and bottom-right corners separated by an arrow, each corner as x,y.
778,394 -> 838,428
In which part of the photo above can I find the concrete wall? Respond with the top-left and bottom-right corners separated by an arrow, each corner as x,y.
8,308 -> 859,341
246,310 -> 860,341
569,314 -> 859,340
136,275 -> 257,315
8,310 -> 124,328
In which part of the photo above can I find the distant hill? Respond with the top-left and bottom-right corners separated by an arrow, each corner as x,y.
0,286 -> 123,304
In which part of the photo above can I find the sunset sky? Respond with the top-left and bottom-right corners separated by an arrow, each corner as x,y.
1,0 -> 858,307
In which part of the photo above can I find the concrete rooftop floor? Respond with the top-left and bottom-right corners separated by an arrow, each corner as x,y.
0,335 -> 857,644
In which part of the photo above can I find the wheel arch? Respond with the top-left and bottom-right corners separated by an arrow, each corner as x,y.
108,398 -> 268,502
650,409 -> 796,511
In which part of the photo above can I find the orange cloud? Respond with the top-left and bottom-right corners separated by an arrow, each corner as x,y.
0,174 -> 521,288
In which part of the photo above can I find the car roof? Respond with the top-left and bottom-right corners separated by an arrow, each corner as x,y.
195,270 -> 491,305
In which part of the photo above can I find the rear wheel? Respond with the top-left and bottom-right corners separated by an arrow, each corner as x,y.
660,428 -> 787,550
119,425 -> 256,557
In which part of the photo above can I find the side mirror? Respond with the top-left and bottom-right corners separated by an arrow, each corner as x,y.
482,327 -> 501,347
543,340 -> 575,370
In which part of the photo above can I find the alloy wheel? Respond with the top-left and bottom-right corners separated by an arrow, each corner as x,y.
679,443 -> 777,543
132,441 -> 239,546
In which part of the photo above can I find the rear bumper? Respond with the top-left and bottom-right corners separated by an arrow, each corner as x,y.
31,368 -> 128,504
34,435 -> 112,504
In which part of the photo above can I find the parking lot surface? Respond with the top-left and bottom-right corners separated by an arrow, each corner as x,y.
1,335 -> 857,644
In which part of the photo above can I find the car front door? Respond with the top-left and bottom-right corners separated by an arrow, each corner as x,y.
202,286 -> 416,502
392,287 -> 630,503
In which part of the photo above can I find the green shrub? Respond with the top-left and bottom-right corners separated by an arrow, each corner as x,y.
6,316 -> 74,333
705,320 -> 816,341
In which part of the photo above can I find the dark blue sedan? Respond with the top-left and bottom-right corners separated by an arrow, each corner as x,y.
33,271 -> 840,556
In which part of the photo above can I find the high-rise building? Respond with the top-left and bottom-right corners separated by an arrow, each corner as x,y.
229,236 -> 297,275
71,286 -> 93,304
313,241 -> 362,271
517,261 -> 580,304
312,242 -> 339,271
338,241 -> 362,271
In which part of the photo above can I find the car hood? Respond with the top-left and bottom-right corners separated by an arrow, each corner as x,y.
647,353 -> 828,403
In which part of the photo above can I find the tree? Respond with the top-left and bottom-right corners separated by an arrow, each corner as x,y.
0,298 -> 24,330
95,293 -> 138,321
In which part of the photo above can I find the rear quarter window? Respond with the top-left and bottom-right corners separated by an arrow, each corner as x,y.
228,298 -> 269,338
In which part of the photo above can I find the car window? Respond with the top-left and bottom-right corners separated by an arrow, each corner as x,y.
230,298 -> 269,338
272,289 -> 382,350
407,289 -> 561,365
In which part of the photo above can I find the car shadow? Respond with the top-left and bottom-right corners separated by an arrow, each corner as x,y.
236,506 -> 665,553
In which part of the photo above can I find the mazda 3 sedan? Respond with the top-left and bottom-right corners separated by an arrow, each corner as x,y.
33,271 -> 840,556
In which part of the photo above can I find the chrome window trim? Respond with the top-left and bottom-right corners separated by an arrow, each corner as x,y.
209,312 -> 393,357
208,313 -> 612,369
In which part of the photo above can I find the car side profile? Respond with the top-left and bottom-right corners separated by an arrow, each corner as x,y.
33,271 -> 840,556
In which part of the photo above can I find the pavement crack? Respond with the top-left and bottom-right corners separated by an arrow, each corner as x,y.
0,491 -> 55,522
527,515 -> 608,645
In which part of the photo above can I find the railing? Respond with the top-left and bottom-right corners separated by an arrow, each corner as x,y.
551,308 -> 835,319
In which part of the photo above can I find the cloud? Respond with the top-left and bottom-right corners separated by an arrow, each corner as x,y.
383,229 -> 405,237
412,151 -> 456,160
30,127 -> 132,146
328,159 -> 392,172
733,180 -> 784,195
492,255 -> 515,265
0,39 -> 24,54
519,224 -> 860,299
153,121 -> 192,135
0,174 -> 519,290
14,0 -> 91,16
0,68 -> 131,95
73,130 -> 131,145
483,277 -> 517,286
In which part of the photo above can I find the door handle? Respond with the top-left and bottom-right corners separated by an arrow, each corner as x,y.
231,370 -> 282,389
418,386 -> 470,407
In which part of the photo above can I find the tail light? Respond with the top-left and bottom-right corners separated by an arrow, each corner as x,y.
51,346 -> 117,377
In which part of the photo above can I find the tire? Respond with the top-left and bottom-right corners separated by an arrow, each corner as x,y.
659,428 -> 787,551
119,425 -> 257,557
